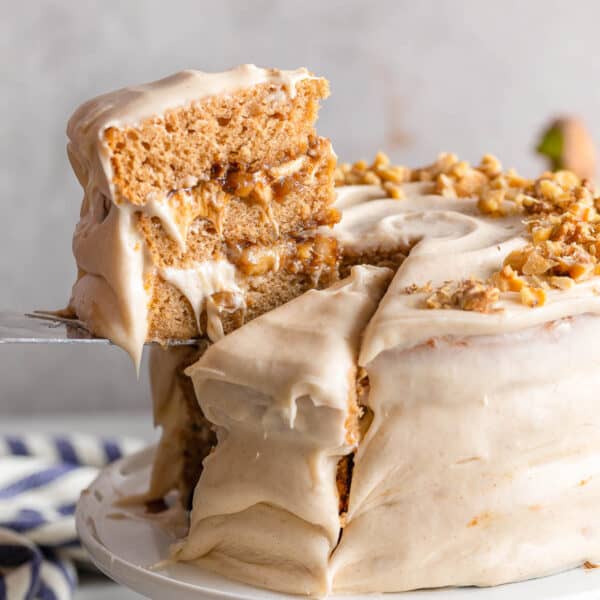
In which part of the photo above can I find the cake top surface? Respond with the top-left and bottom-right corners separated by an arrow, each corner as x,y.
329,152 -> 600,364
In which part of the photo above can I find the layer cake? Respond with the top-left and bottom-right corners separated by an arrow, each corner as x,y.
63,67 -> 600,596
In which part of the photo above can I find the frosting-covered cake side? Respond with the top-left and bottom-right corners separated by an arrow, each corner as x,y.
174,265 -> 392,595
333,315 -> 600,591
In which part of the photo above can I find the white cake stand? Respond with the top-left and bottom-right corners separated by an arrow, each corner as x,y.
76,445 -> 600,600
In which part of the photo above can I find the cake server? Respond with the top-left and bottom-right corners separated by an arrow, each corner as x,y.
0,311 -> 198,346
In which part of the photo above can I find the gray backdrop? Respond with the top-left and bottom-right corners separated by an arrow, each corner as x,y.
2,0 -> 600,414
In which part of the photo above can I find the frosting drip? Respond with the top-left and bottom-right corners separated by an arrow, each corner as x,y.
159,260 -> 243,342
70,195 -> 151,369
142,190 -> 197,253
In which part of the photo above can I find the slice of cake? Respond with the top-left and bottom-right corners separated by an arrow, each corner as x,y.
172,265 -> 392,595
66,65 -> 338,366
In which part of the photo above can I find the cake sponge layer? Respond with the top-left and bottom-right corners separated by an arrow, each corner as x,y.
136,136 -> 337,268
147,235 -> 339,341
105,76 -> 330,206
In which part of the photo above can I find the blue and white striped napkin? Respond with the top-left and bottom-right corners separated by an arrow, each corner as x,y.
0,434 -> 143,600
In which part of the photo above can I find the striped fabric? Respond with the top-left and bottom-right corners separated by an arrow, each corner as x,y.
0,434 -> 143,599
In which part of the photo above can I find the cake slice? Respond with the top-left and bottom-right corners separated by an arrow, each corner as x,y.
173,265 -> 392,595
66,65 -> 338,365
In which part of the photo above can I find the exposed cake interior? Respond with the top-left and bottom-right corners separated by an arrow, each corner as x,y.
145,343 -> 214,508
66,65 -> 338,367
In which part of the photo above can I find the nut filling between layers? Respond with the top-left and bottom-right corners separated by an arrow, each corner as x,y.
132,141 -> 339,343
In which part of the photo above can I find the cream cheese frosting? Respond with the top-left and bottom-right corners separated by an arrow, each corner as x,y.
173,265 -> 392,595
158,260 -> 243,342
70,198 -> 151,369
67,65 -> 312,368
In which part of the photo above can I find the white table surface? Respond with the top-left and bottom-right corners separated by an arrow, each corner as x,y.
0,411 -> 158,599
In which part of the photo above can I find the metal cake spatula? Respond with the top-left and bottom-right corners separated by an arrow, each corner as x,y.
0,311 -> 198,346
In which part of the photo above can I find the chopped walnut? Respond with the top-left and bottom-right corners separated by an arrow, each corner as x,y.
479,154 -> 503,178
522,252 -> 556,276
341,151 -> 600,310
402,282 -> 434,295
334,151 -> 410,199
411,153 -> 512,204
477,162 -> 600,304
520,286 -> 547,308
477,189 -> 504,214
382,181 -> 405,199
411,152 -> 459,183
504,240 -> 595,283
490,265 -> 525,292
548,276 -> 575,290
425,279 -> 501,313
